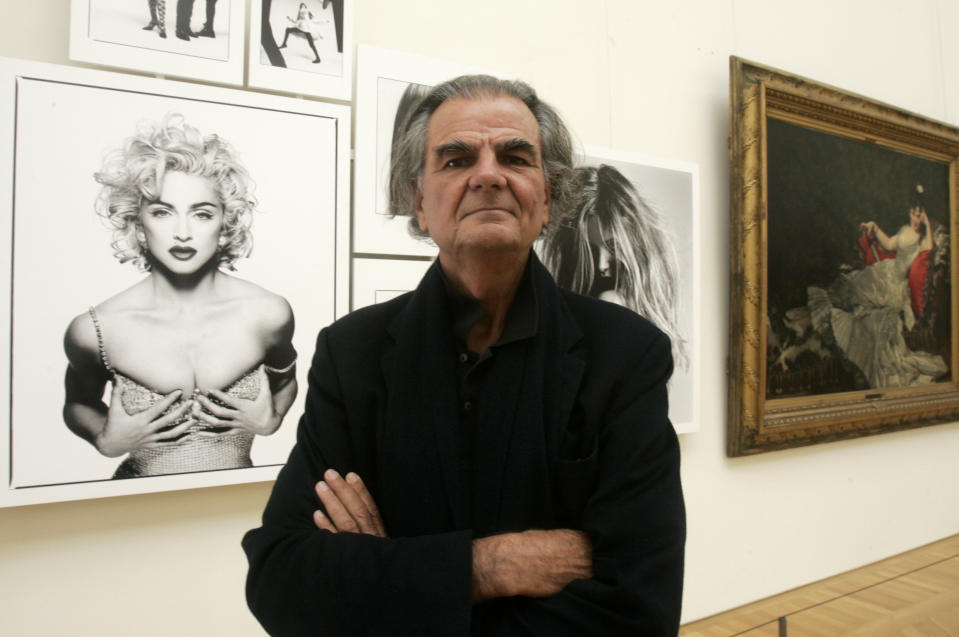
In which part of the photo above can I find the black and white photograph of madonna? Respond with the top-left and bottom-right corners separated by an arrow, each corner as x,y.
537,152 -> 699,432
63,115 -> 298,480
9,78 -> 341,492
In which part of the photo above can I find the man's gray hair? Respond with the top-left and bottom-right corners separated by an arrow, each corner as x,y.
388,75 -> 576,240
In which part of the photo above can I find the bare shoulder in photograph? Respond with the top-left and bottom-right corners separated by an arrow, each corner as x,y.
61,114 -> 298,479
539,163 -> 688,370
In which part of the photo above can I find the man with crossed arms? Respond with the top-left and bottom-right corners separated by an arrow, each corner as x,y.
243,75 -> 685,636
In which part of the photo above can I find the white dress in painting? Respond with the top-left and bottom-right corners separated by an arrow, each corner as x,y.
807,225 -> 946,389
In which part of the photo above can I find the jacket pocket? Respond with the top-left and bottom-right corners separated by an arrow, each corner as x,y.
549,434 -> 598,527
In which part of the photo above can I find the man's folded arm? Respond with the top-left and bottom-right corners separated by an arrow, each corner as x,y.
243,447 -> 475,635
242,329 -> 474,636
243,327 -> 684,636
475,331 -> 685,636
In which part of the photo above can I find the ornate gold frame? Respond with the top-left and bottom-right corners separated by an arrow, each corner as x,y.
727,57 -> 959,456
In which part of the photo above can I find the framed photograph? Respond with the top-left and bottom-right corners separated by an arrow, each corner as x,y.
0,57 -> 350,506
351,257 -> 433,310
535,147 -> 700,434
728,57 -> 959,456
69,0 -> 245,85
353,45 -> 500,257
248,0 -> 353,100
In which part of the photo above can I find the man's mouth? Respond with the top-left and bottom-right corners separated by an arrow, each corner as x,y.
463,207 -> 514,219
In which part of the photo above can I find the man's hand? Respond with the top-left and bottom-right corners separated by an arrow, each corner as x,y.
472,529 -> 593,603
313,469 -> 387,537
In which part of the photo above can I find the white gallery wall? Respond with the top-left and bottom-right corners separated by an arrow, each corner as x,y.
1,0 -> 958,634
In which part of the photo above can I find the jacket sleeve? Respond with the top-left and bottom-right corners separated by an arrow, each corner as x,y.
242,328 -> 474,637
477,330 -> 686,636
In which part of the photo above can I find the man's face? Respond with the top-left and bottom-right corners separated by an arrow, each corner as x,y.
415,95 -> 550,263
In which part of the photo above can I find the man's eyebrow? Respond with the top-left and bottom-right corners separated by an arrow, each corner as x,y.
498,137 -> 537,154
433,139 -> 474,157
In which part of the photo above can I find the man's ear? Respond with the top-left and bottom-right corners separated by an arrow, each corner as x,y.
414,183 -> 428,232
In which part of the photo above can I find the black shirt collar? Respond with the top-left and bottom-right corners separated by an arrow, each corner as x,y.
438,254 -> 539,354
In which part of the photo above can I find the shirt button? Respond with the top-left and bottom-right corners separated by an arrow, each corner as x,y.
458,353 -> 468,363
463,401 -> 473,412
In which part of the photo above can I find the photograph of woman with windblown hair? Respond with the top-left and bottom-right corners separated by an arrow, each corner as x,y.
538,152 -> 699,432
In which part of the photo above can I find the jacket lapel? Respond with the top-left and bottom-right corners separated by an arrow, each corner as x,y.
381,264 -> 469,530
532,257 -> 586,458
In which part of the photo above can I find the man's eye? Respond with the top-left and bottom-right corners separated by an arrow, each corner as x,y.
506,155 -> 530,166
444,158 -> 466,169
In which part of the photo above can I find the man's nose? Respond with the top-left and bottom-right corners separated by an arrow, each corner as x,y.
468,149 -> 507,189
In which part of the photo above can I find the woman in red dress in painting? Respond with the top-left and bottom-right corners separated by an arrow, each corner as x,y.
538,163 -> 688,370
807,185 -> 947,388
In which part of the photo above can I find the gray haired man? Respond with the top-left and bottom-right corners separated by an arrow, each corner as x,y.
244,75 -> 685,636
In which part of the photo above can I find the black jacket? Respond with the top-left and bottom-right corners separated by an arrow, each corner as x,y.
243,257 -> 686,636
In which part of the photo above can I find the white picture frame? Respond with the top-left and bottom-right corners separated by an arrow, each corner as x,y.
0,57 -> 351,506
353,45 -> 501,257
248,0 -> 353,100
539,146 -> 701,434
351,257 -> 433,310
69,0 -> 246,85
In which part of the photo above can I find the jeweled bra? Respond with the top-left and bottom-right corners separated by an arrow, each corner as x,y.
88,307 -> 258,479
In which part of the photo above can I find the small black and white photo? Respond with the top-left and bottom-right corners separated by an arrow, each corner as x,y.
263,0 -> 341,72
0,60 -> 349,505
69,0 -> 245,84
248,0 -> 353,99
93,0 -> 228,56
353,45 -> 496,256
536,150 -> 700,433
378,80 -> 432,214
355,74 -> 436,257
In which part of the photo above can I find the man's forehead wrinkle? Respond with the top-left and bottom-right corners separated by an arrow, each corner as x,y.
428,99 -> 539,132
